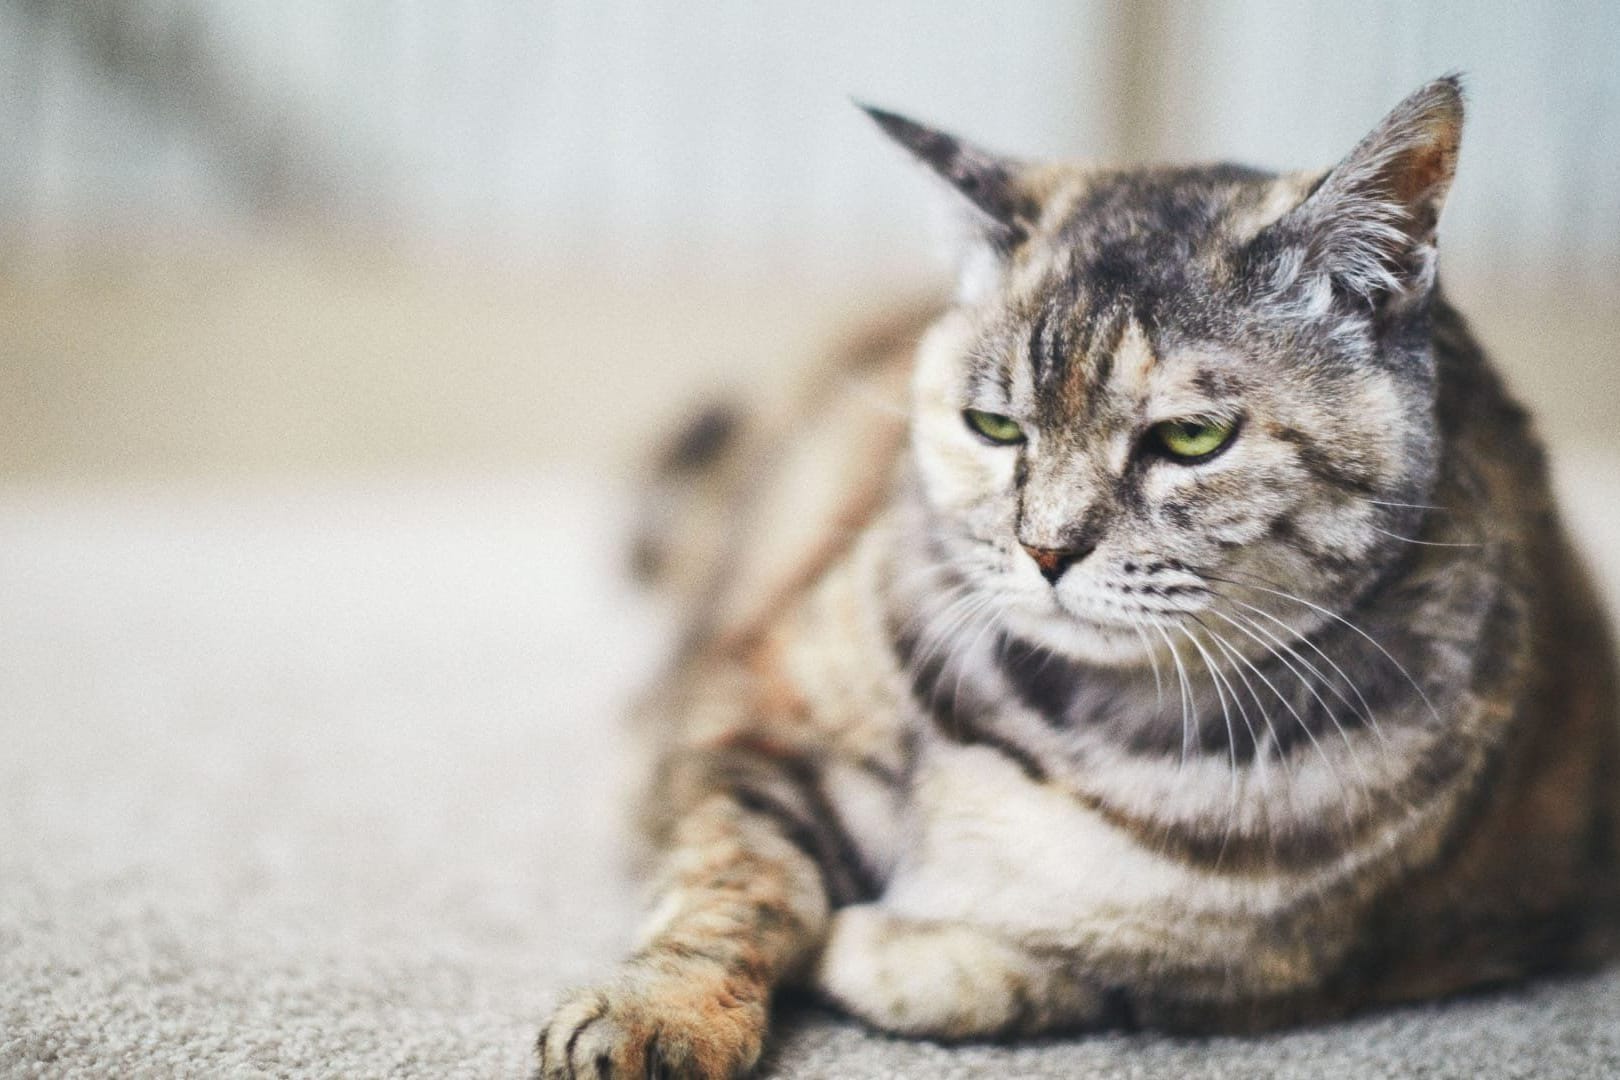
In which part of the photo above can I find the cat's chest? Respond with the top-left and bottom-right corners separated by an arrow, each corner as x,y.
880,741 -> 1237,938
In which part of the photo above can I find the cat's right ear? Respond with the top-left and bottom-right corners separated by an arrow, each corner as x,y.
860,105 -> 1037,300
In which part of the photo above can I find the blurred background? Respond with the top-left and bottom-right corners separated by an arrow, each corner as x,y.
0,0 -> 1617,482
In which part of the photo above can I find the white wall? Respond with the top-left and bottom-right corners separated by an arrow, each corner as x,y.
3,1 -> 1616,283
0,1 -> 1113,277
1154,0 -> 1620,281
2,2 -> 1617,481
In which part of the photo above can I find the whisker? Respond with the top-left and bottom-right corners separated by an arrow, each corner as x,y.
892,579 -> 976,648
1213,610 -> 1374,802
1171,621 -> 1241,854
1149,620 -> 1196,774
909,590 -> 999,679
950,595 -> 1008,722
1221,606 -> 1369,734
1206,571 -> 1443,729
1197,611 -> 1357,832
1199,620 -> 1290,792
1359,498 -> 1450,512
1207,608 -> 1372,795
914,593 -> 1001,742
1196,620 -> 1294,866
1223,604 -> 1434,826
1369,525 -> 1481,549
1172,623 -> 1237,773
1185,615 -> 1270,791
1215,594 -> 1386,746
1127,614 -> 1167,720
886,570 -> 977,636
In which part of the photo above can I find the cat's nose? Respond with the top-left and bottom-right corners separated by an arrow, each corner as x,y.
1021,542 -> 1095,585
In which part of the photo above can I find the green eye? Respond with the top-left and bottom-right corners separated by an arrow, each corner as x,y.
1152,416 -> 1238,461
963,409 -> 1025,445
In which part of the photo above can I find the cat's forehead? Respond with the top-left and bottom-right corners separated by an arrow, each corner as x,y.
1011,163 -> 1317,319
979,278 -> 1237,423
1010,303 -> 1241,431
966,165 -> 1323,415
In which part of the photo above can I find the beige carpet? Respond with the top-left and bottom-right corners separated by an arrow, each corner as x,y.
2,452 -> 1618,1078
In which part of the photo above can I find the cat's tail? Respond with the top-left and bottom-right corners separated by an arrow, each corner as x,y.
629,398 -> 749,597
627,299 -> 941,606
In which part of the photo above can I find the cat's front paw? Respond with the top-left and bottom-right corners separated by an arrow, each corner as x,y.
813,903 -> 1106,1039
536,958 -> 766,1079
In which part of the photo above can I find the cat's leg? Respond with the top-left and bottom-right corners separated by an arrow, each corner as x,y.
812,904 -> 1112,1040
537,747 -> 844,1080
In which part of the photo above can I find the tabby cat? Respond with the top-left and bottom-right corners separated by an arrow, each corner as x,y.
537,77 -> 1620,1079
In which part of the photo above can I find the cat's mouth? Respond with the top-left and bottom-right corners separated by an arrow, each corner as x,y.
1046,580 -> 1211,629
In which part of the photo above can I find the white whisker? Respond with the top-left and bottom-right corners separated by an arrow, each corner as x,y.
1369,525 -> 1481,549
1200,620 -> 1293,826
1208,608 -> 1371,798
1127,614 -> 1167,720
1218,595 -> 1386,746
1199,610 -> 1356,833
1186,615 -> 1271,797
1214,609 -> 1374,805
1172,621 -> 1241,852
1149,620 -> 1196,774
910,589 -> 998,678
1359,498 -> 1449,512
950,596 -> 1008,721
1209,572 -> 1443,729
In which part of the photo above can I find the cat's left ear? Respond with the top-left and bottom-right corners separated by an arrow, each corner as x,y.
860,105 -> 1038,299
1268,76 -> 1464,312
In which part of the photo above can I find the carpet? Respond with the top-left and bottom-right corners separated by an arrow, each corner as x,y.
2,455 -> 1618,1079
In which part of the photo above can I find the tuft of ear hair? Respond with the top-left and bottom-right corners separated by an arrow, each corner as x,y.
858,103 -> 1037,255
1271,75 -> 1465,312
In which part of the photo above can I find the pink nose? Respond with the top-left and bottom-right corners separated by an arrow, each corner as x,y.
1021,543 -> 1092,585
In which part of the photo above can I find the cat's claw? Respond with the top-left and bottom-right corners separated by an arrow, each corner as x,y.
536,961 -> 765,1079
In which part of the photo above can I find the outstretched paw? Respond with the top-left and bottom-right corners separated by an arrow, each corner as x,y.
536,959 -> 766,1079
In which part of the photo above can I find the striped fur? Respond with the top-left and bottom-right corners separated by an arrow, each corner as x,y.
537,78 -> 1620,1078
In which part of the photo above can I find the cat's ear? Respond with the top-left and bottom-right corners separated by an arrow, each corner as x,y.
860,104 -> 1037,299
1269,76 -> 1464,312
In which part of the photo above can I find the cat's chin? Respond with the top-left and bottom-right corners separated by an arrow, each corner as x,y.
1003,606 -> 1166,669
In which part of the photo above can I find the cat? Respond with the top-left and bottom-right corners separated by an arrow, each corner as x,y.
537,76 -> 1620,1079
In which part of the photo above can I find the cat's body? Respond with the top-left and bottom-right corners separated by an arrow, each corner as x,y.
538,79 -> 1620,1078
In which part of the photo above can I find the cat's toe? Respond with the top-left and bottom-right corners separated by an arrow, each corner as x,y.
536,989 -> 615,1079
536,963 -> 766,1079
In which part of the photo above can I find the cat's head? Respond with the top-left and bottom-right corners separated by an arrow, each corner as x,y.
870,78 -> 1464,665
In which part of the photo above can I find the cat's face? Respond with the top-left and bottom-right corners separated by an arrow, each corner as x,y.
884,82 -> 1462,667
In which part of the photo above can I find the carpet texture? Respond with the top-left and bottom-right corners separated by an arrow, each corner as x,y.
2,457 -> 1618,1079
